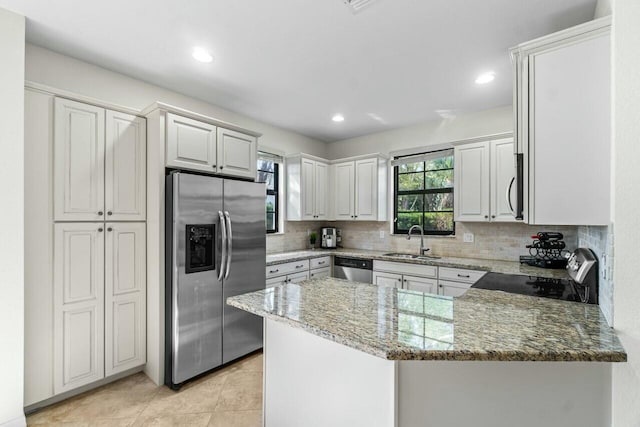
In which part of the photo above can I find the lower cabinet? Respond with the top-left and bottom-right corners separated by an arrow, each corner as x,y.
53,222 -> 146,394
267,271 -> 309,287
373,261 -> 485,297
309,267 -> 331,279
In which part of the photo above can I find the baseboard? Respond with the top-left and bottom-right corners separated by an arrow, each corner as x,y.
24,365 -> 144,414
0,415 -> 26,427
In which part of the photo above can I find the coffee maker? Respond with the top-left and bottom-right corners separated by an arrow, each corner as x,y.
321,227 -> 338,249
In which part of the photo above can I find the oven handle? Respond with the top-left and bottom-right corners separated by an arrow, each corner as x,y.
224,211 -> 233,280
506,176 -> 516,216
218,211 -> 227,281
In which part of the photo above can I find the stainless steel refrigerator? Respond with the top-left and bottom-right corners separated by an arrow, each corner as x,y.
165,171 -> 266,389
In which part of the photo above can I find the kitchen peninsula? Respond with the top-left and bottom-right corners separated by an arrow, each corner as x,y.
228,278 -> 626,427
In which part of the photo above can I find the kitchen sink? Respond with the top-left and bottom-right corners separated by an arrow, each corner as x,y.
383,252 -> 441,260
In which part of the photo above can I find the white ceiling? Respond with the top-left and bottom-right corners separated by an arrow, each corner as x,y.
1,0 -> 596,141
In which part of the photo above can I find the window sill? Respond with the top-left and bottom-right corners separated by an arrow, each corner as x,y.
266,231 -> 285,236
390,233 -> 456,239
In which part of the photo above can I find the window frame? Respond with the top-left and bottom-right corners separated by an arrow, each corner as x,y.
393,153 -> 455,236
257,161 -> 279,234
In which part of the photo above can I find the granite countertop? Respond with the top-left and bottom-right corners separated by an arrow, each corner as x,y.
227,277 -> 626,362
266,248 -> 569,280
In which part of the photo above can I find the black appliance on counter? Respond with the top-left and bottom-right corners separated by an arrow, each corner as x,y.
473,248 -> 599,304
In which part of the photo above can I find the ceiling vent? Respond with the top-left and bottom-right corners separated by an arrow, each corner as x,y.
343,0 -> 378,13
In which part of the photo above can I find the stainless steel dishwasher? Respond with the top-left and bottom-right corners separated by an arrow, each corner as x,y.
333,257 -> 373,284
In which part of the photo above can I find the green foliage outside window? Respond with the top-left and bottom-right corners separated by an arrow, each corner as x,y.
395,153 -> 454,235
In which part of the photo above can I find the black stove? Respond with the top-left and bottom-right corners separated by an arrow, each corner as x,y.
471,273 -> 587,303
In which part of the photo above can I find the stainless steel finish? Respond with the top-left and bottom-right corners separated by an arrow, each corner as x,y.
383,252 -> 441,260
217,211 -> 227,282
169,172 -> 224,385
224,211 -> 233,280
507,176 -> 516,215
406,224 -> 430,256
321,227 -> 338,249
333,265 -> 372,284
221,179 -> 266,364
566,248 -> 597,285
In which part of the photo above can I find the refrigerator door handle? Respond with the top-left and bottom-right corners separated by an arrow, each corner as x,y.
218,210 -> 227,281
172,173 -> 180,364
224,211 -> 233,279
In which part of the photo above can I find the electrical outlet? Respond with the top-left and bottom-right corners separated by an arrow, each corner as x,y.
463,233 -> 474,243
380,230 -> 385,239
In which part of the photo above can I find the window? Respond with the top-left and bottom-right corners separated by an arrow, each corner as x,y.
393,149 -> 454,235
257,156 -> 280,233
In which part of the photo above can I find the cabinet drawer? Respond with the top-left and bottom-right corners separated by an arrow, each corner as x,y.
288,271 -> 309,284
373,260 -> 437,278
266,276 -> 286,288
438,267 -> 486,284
266,259 -> 310,279
310,256 -> 331,270
309,267 -> 331,280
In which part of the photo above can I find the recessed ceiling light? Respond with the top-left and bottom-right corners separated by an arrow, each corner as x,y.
475,72 -> 495,85
192,47 -> 213,63
332,114 -> 345,122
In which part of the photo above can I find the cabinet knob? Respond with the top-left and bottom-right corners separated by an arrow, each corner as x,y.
98,211 -> 103,216
212,164 -> 217,168
484,215 -> 489,219
107,211 -> 113,216
98,227 -> 103,232
107,227 -> 113,232
220,166 -> 224,170
491,215 -> 495,219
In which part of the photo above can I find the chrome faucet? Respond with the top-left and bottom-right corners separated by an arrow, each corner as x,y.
407,224 -> 430,256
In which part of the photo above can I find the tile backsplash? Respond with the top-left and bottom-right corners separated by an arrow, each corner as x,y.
578,224 -> 614,326
266,221 -> 327,253
332,221 -> 578,262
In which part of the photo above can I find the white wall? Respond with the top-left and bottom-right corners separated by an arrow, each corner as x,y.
25,44 -> 327,158
612,0 -> 640,425
0,7 -> 25,427
326,106 -> 512,159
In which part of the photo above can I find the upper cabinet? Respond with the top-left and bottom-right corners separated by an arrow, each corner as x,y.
511,17 -> 611,225
336,157 -> 386,221
54,98 -> 146,222
166,113 -> 217,173
216,128 -> 257,179
147,103 -> 260,180
286,155 -> 329,220
454,138 -> 516,223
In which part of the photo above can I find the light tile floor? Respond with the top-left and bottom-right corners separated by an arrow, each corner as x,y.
27,352 -> 263,427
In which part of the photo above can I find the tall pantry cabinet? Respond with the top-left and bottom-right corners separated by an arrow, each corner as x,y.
24,90 -> 147,406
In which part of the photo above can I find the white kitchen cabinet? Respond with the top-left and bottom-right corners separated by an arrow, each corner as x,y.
286,155 -> 329,220
166,113 -> 217,173
404,275 -> 438,294
333,156 -> 387,221
288,271 -> 310,284
309,267 -> 331,280
373,271 -> 403,289
105,222 -> 146,376
216,127 -> 257,179
438,280 -> 469,297
105,111 -> 146,221
454,138 -> 516,223
334,161 -> 355,220
54,98 -> 105,221
54,223 -> 105,393
511,17 -> 611,225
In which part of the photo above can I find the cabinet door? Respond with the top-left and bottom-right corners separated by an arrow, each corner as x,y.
105,111 -> 146,221
309,267 -> 331,280
438,280 -> 470,297
454,142 -> 490,222
301,158 -> 316,220
314,162 -> 329,219
266,276 -> 287,288
529,34 -> 610,225
217,128 -> 257,179
54,223 -> 105,393
373,271 -> 402,289
105,222 -> 146,376
54,98 -> 105,221
404,275 -> 438,295
166,113 -> 217,173
334,162 -> 355,220
288,271 -> 310,284
355,158 -> 378,220
490,139 -> 516,222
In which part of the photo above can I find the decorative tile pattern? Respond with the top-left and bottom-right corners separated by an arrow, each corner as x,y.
266,249 -> 570,280
578,224 -> 614,326
26,353 -> 263,427
228,278 -> 626,362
